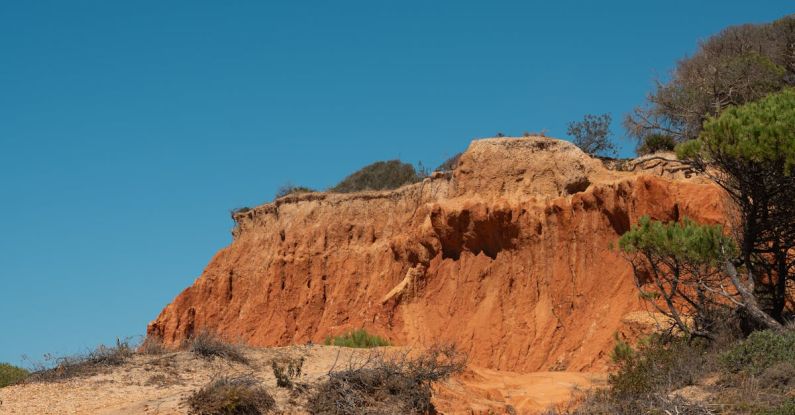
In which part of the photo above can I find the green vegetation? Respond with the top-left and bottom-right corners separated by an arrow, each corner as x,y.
636,133 -> 676,155
330,160 -> 422,193
625,15 -> 794,143
676,88 -> 795,326
566,113 -> 616,156
185,375 -> 275,415
324,329 -> 390,348
721,330 -> 795,376
0,362 -> 29,387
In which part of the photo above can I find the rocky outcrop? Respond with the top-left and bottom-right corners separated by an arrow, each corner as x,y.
148,137 -> 727,373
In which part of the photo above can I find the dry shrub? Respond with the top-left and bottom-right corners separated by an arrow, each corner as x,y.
188,331 -> 249,364
186,375 -> 276,415
140,336 -> 167,355
272,356 -> 304,388
308,344 -> 466,415
27,338 -> 134,382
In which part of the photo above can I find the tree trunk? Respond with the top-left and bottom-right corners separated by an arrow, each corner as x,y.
725,261 -> 784,331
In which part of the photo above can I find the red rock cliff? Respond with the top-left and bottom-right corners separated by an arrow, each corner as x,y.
148,137 -> 726,372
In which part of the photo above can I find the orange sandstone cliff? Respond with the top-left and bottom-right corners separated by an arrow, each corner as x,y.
148,137 -> 726,373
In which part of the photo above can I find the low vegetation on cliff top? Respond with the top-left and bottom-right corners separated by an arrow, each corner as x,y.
0,362 -> 29,388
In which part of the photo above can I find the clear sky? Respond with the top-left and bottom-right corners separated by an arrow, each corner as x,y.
1,1 -> 792,365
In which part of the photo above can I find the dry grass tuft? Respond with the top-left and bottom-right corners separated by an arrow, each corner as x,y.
185,374 -> 276,415
187,331 -> 249,364
308,344 -> 466,415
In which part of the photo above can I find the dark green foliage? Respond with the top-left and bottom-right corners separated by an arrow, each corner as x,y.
308,344 -> 465,415
566,113 -> 616,156
0,362 -> 29,387
637,134 -> 676,155
324,329 -> 390,348
618,216 -> 736,265
27,339 -> 134,382
330,160 -> 421,193
188,331 -> 249,364
274,183 -> 315,199
677,89 -> 795,324
186,375 -> 276,415
618,216 -> 738,336
626,15 -> 794,142
721,330 -> 795,375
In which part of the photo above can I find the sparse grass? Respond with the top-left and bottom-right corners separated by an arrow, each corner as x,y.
324,329 -> 390,348
0,362 -> 29,387
275,183 -> 315,199
27,338 -> 134,382
187,331 -> 249,364
186,375 -> 276,415
436,152 -> 462,172
308,344 -> 466,415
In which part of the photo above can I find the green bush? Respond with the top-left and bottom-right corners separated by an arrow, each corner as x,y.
721,330 -> 795,375
324,329 -> 390,348
757,399 -> 795,415
608,336 -> 706,398
330,160 -> 421,193
0,362 -> 29,387
637,134 -> 676,155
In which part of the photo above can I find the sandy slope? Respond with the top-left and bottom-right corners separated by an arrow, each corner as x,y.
0,345 -> 603,415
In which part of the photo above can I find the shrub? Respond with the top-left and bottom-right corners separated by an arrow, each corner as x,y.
186,375 -> 276,415
757,399 -> 795,415
608,336 -> 706,398
308,344 -> 465,415
721,330 -> 795,375
567,113 -> 616,156
0,363 -> 29,387
330,160 -> 421,193
637,134 -> 676,155
324,329 -> 390,348
188,331 -> 249,364
275,183 -> 315,199
139,336 -> 167,355
271,356 -> 304,388
27,338 -> 134,382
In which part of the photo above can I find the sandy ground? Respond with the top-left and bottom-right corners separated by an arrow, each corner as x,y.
0,345 -> 604,415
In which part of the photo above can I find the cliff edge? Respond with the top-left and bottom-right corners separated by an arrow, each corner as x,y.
148,137 -> 725,373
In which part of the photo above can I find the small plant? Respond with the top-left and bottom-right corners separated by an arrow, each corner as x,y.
610,334 -> 634,363
0,362 -> 29,387
308,344 -> 465,415
188,331 -> 249,364
27,338 -> 134,382
139,336 -> 167,355
271,356 -> 304,388
186,375 -> 276,415
324,329 -> 390,348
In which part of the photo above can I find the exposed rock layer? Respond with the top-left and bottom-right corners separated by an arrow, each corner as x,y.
148,137 -> 726,373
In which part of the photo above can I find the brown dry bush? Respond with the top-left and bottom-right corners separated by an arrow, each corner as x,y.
186,375 -> 276,415
307,344 -> 466,415
27,338 -> 134,382
272,356 -> 304,388
187,331 -> 249,364
139,336 -> 167,355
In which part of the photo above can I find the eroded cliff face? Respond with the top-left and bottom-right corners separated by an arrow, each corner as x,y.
148,137 -> 726,373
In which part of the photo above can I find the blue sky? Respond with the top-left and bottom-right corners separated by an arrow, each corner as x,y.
1,1 -> 792,365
